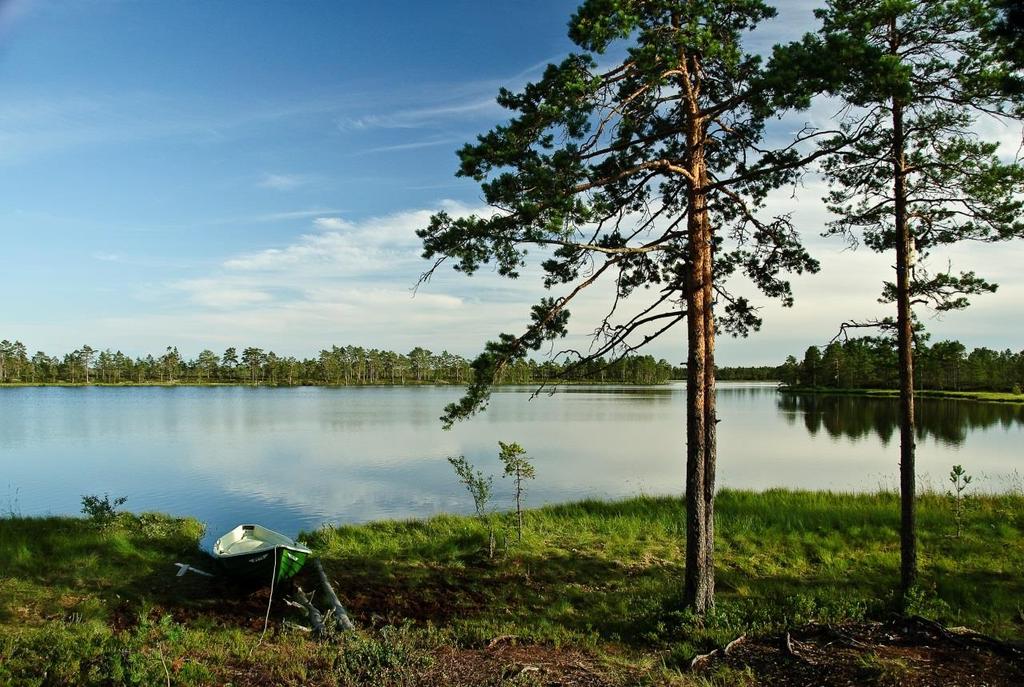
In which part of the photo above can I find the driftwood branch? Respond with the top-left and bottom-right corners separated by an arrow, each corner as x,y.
283,620 -> 312,633
487,634 -> 518,649
689,648 -> 718,672
313,558 -> 355,632
900,615 -> 1024,666
724,634 -> 747,655
783,632 -> 813,664
690,633 -> 746,673
293,586 -> 325,637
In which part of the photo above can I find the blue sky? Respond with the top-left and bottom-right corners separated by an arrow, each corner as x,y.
1,0 -> 1021,365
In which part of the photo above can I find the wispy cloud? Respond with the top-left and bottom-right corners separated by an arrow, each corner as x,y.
190,208 -> 347,228
0,88 -> 354,164
332,56 -> 559,134
355,137 -> 467,155
337,99 -> 500,131
257,173 -> 312,191
0,48 -> 558,165
100,201 -> 536,352
173,279 -> 275,309
220,203 -> 468,275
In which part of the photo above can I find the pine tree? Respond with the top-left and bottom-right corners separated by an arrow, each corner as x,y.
418,0 -> 840,612
814,0 -> 1024,599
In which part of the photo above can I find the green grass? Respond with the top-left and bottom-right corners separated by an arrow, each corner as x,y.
2,491 -> 1024,685
307,490 -> 1024,653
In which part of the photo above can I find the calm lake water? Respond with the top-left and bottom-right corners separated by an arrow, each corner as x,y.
2,383 -> 1022,547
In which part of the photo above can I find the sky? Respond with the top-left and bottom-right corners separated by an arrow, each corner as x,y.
1,0 -> 1021,366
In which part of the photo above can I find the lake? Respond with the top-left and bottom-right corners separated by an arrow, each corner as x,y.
2,383 -> 1022,547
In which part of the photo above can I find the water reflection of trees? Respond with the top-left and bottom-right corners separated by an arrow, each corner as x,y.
777,394 -> 1024,446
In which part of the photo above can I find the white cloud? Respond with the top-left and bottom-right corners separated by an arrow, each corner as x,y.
220,204 -> 457,275
173,279 -> 274,309
106,201 -> 517,354
312,217 -> 353,231
231,200 -> 477,267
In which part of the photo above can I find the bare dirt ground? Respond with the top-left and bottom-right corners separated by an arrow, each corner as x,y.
129,566 -> 1024,686
695,617 -> 1024,687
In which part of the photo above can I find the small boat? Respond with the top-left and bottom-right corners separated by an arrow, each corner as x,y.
213,524 -> 311,585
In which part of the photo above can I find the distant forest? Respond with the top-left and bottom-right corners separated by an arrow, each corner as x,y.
780,338 -> 1024,392
0,339 -> 674,386
668,337 -> 1024,393
5,337 -> 1018,391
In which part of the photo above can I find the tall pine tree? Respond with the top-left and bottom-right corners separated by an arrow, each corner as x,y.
815,0 -> 1024,598
418,0 -> 840,612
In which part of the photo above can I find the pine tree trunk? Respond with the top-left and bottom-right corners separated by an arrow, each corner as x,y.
676,29 -> 716,613
683,136 -> 715,614
684,260 -> 709,612
700,184 -> 717,614
516,478 -> 523,543
893,96 -> 918,600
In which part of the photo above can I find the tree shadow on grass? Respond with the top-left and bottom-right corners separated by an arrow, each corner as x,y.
0,514 -> 278,628
319,542 -> 687,645
318,535 -> 1024,648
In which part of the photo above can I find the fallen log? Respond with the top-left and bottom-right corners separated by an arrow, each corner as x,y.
312,558 -> 355,632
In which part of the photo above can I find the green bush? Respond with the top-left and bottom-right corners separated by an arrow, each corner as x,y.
80,493 -> 127,527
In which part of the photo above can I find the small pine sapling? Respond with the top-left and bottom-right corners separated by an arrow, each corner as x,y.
447,455 -> 495,557
498,441 -> 535,543
81,493 -> 127,528
948,465 -> 973,538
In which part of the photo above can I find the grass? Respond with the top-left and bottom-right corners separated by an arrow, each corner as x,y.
2,491 -> 1023,685
308,490 -> 1024,650
858,651 -> 912,686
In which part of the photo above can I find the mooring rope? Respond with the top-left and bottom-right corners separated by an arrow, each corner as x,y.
249,548 -> 278,657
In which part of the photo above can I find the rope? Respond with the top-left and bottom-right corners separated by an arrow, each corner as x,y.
248,547 -> 278,657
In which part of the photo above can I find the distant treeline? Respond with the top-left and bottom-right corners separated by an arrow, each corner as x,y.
780,338 -> 1024,392
0,339 -> 673,386
673,338 -> 1024,392
668,365 -> 780,381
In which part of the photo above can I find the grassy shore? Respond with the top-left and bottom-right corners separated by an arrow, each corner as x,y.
2,491 -> 1023,685
779,386 -> 1024,404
